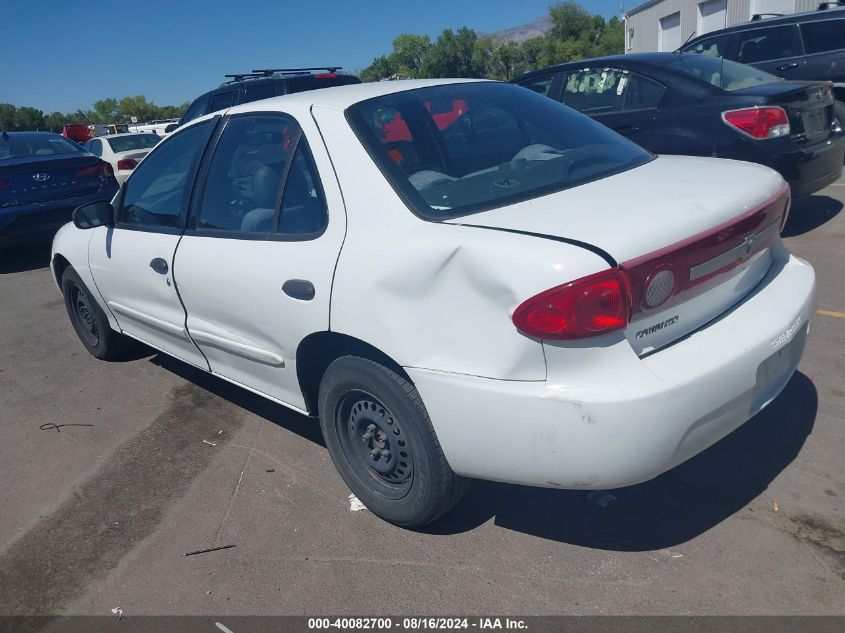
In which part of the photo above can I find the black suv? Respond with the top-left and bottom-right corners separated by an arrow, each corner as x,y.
170,67 -> 361,131
680,5 -> 845,121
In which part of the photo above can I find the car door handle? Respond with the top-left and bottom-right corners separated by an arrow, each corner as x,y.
615,125 -> 639,136
149,258 -> 169,275
777,62 -> 799,71
283,279 -> 315,301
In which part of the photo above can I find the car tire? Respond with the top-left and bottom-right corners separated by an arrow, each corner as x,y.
62,267 -> 127,360
318,356 -> 469,527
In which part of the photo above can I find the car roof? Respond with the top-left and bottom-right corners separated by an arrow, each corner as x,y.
224,78 -> 492,114
685,5 -> 845,43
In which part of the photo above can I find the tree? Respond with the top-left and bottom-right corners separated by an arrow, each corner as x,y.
93,98 -> 119,123
391,34 -> 432,77
14,107 -> 45,131
0,104 -> 16,131
490,41 -> 521,80
360,55 -> 396,82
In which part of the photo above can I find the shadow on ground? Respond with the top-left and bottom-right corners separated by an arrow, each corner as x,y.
151,353 -> 325,446
149,346 -> 817,550
0,243 -> 52,274
782,195 -> 842,237
428,372 -> 817,549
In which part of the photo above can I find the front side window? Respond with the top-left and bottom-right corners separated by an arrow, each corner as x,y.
119,120 -> 213,229
736,25 -> 802,63
669,54 -> 781,91
800,19 -> 845,55
197,115 -> 298,234
623,74 -> 665,110
560,69 -> 627,114
347,82 -> 651,220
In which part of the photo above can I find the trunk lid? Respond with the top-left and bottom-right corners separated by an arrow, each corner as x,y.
731,80 -> 836,145
0,154 -> 106,207
447,155 -> 789,355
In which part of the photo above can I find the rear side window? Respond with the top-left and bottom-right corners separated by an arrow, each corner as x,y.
119,120 -> 213,230
197,115 -> 298,234
800,19 -> 845,55
736,25 -> 802,63
86,139 -> 102,156
347,82 -> 651,220
560,69 -> 627,114
277,143 -> 328,236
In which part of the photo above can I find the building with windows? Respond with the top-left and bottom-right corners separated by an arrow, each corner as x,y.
623,0 -> 821,53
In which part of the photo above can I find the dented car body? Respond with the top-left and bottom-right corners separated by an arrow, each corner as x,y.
51,79 -> 816,526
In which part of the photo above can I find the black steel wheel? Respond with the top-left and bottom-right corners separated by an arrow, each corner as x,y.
336,390 -> 414,500
318,356 -> 469,527
61,267 -> 128,360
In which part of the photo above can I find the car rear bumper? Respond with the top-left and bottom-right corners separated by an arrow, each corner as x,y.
408,244 -> 816,489
767,133 -> 844,198
0,183 -> 118,248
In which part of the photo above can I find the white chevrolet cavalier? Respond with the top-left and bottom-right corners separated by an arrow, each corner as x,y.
52,79 -> 816,527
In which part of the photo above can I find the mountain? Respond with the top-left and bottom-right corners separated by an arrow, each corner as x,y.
480,15 -> 553,42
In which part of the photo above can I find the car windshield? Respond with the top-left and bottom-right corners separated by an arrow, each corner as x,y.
107,134 -> 160,153
667,54 -> 782,91
346,82 -> 652,220
0,134 -> 81,160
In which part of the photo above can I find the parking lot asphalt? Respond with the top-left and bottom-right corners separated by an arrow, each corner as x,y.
0,174 -> 843,618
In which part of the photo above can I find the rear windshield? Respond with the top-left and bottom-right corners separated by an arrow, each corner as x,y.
287,74 -> 361,94
346,82 -> 651,220
0,134 -> 81,160
107,134 -> 160,153
668,54 -> 782,91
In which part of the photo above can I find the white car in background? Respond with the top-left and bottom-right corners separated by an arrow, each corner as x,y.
83,133 -> 160,184
51,79 -> 816,528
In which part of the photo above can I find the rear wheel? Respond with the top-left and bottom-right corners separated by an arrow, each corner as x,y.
62,267 -> 127,360
318,356 -> 469,527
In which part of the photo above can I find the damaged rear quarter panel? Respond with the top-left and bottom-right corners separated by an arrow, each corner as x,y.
313,105 -> 609,381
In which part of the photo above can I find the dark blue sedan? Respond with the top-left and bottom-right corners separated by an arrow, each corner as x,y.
1,131 -> 119,250
513,53 -> 844,197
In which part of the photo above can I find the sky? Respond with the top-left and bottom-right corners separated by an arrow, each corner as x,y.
0,0 -> 625,113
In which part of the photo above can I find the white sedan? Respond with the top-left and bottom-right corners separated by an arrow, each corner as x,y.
51,79 -> 816,527
83,133 -> 160,184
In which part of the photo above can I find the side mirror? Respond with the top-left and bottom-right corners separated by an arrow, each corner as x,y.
164,123 -> 178,133
72,200 -> 114,229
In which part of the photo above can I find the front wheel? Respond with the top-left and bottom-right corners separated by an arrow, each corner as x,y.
318,356 -> 469,527
62,267 -> 128,360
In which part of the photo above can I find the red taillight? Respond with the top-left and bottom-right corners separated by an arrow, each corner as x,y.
780,186 -> 792,232
117,158 -> 138,170
314,73 -> 337,79
76,163 -> 113,178
512,269 -> 630,340
722,106 -> 790,140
